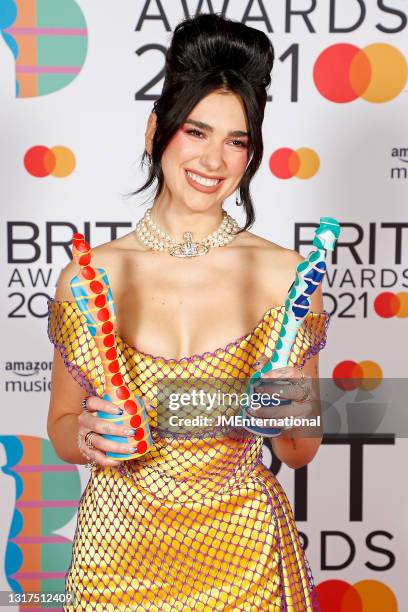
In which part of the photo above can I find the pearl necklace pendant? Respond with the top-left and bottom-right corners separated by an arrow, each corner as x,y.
135,208 -> 240,255
169,232 -> 209,258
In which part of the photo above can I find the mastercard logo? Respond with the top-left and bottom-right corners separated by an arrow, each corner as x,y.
333,360 -> 382,391
269,147 -> 319,179
374,291 -> 408,318
24,145 -> 76,178
316,579 -> 397,612
314,43 -> 407,103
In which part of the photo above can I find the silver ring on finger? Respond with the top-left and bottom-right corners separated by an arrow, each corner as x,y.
294,369 -> 309,401
84,449 -> 98,470
77,432 -> 91,459
77,431 -> 88,452
85,458 -> 98,470
85,431 -> 97,450
81,396 -> 92,410
298,382 -> 311,402
295,368 -> 305,384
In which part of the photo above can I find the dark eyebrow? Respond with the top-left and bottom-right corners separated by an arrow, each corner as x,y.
184,118 -> 249,138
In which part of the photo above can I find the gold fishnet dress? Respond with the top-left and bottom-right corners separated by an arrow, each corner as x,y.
47,299 -> 330,611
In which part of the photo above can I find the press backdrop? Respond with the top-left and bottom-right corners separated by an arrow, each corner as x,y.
1,1 -> 407,610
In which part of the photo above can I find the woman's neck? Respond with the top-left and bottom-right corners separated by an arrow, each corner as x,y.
150,197 -> 224,242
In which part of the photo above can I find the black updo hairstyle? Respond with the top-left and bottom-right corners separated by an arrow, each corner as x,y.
134,13 -> 274,232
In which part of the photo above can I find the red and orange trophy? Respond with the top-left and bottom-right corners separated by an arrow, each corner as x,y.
70,233 -> 153,460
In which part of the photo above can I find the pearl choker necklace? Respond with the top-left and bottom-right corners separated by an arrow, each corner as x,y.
135,208 -> 240,257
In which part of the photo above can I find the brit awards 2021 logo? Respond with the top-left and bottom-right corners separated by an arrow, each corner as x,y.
0,436 -> 81,595
0,0 -> 88,97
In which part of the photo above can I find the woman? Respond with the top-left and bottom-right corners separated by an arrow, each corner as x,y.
47,13 -> 329,611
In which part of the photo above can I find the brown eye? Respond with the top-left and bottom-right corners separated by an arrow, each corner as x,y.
186,129 -> 203,138
231,140 -> 249,148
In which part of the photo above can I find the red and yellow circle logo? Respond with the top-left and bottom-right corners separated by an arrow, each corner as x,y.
333,360 -> 382,391
374,291 -> 408,318
269,147 -> 320,179
314,43 -> 407,103
316,579 -> 397,611
24,145 -> 76,178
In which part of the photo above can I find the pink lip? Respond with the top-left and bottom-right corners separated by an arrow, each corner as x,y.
185,168 -> 225,180
184,169 -> 225,194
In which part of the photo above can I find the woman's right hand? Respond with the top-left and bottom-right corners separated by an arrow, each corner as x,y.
77,395 -> 148,467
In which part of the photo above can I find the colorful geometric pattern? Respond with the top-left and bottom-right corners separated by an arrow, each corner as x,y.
47,299 -> 330,610
0,0 -> 88,98
70,233 -> 153,460
0,435 -> 81,608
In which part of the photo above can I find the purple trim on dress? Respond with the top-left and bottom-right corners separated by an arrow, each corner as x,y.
47,298 -> 330,366
46,297 -> 327,610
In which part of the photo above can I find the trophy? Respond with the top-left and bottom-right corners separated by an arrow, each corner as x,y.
242,217 -> 341,436
70,233 -> 153,460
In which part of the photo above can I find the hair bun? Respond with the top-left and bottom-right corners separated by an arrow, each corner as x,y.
165,13 -> 274,90
141,14 -> 275,234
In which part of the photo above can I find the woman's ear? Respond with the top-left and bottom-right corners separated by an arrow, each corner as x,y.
145,112 -> 157,155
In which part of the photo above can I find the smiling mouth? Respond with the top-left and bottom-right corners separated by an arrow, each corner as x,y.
185,170 -> 223,187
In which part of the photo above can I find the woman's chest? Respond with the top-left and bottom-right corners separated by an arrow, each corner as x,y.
113,251 -> 278,361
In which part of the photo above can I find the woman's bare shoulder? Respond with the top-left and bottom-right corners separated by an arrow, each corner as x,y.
236,230 -> 303,264
54,230 -> 140,302
236,230 -> 322,307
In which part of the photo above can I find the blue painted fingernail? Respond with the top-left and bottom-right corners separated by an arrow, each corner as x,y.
124,428 -> 136,436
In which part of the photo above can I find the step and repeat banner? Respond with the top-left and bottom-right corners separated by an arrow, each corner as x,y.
1,1 -> 407,610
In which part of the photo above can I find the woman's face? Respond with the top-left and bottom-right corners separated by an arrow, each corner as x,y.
159,89 -> 251,212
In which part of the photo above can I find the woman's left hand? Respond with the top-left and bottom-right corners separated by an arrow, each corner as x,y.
247,357 -> 316,427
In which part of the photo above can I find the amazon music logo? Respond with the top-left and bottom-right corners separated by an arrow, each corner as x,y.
4,360 -> 52,393
391,147 -> 408,180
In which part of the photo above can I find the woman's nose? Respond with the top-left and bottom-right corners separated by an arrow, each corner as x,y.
200,142 -> 224,170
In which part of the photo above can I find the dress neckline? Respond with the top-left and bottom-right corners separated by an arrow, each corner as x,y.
118,305 -> 286,364
49,298 -> 328,365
